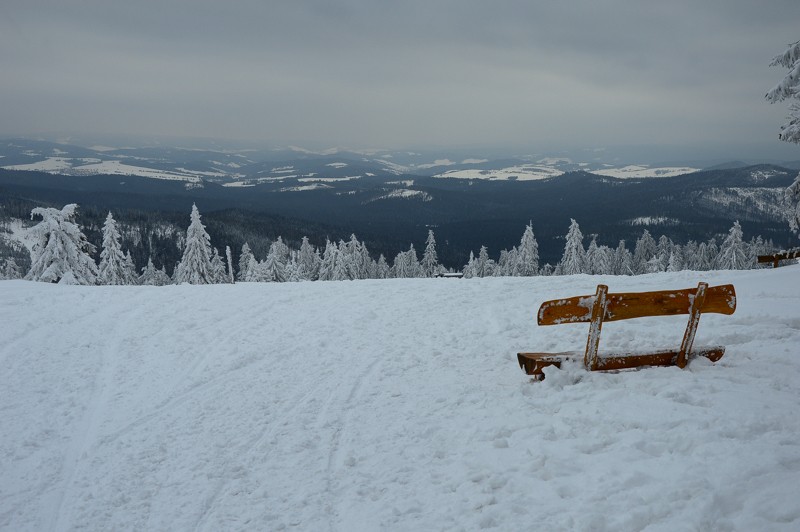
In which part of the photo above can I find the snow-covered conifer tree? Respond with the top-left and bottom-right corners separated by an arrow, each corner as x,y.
495,249 -> 511,277
716,221 -> 750,270
612,240 -> 633,275
683,241 -> 700,270
318,239 -> 336,281
210,248 -> 227,283
667,249 -> 684,272
225,246 -> 235,284
595,245 -> 614,275
298,237 -> 321,280
238,242 -> 254,282
26,204 -> 98,285
98,212 -> 128,285
462,251 -> 476,279
586,236 -> 600,275
174,204 -> 215,284
393,244 -> 421,278
1,257 -> 22,280
787,174 -> 800,238
645,256 -> 663,274
633,230 -> 657,274
376,254 -> 390,279
766,40 -> 800,144
139,257 -> 171,286
702,239 -> 719,270
244,255 -> 261,282
558,219 -> 586,276
421,230 -> 439,277
655,235 -> 673,272
123,251 -> 139,285
285,257 -> 302,282
473,246 -> 494,278
766,40 -> 800,237
262,241 -> 288,282
514,223 -> 539,276
332,241 -> 351,281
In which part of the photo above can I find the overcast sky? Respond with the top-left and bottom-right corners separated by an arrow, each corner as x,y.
1,1 -> 799,157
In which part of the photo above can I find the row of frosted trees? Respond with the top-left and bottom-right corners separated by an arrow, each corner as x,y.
464,218 -> 771,279
13,203 -> 776,286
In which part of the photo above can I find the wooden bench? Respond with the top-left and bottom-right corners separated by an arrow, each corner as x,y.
517,282 -> 737,380
757,247 -> 800,268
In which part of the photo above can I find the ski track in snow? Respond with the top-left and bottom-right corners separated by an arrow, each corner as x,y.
49,297 -> 151,531
1,269 -> 800,530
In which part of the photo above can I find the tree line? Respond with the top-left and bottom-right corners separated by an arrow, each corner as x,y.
1,202 -> 782,285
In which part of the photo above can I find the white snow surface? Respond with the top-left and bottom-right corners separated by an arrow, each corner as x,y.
591,165 -> 699,179
2,268 -> 800,531
434,165 -> 563,181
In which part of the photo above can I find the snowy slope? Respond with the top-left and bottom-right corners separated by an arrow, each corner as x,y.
1,268 -> 799,531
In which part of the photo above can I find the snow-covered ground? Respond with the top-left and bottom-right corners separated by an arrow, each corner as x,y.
591,165 -> 699,179
433,165 -> 564,181
1,267 -> 799,531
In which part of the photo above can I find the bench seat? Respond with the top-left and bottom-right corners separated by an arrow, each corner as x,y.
518,345 -> 726,379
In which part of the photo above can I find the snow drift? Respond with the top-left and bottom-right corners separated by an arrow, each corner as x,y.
1,267 -> 799,530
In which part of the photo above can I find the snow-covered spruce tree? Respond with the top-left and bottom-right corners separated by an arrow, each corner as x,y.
586,236 -> 600,274
139,257 -> 172,286
318,239 -> 337,281
701,239 -> 719,271
225,246 -> 235,284
612,240 -> 633,275
766,40 -> 800,238
98,212 -> 128,285
393,244 -> 422,278
667,248 -> 684,272
787,175 -> 800,238
298,236 -> 321,280
595,245 -> 614,275
124,251 -> 139,285
462,251 -> 476,279
421,229 -> 439,277
210,248 -> 227,283
262,240 -> 288,282
26,204 -> 98,285
376,254 -> 390,279
716,221 -> 751,270
557,219 -> 587,276
332,241 -> 351,281
514,223 -> 539,276
632,229 -> 657,274
174,204 -> 215,284
683,241 -> 700,270
238,242 -> 254,281
645,255 -> 664,274
655,235 -> 673,272
1,257 -> 23,280
244,254 -> 261,282
495,248 -> 513,277
473,246 -> 494,278
766,40 -> 800,144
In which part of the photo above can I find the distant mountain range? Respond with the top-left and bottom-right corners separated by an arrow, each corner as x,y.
1,138 -> 797,268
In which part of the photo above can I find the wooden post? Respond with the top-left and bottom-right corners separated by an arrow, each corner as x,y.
583,284 -> 608,371
677,282 -> 708,368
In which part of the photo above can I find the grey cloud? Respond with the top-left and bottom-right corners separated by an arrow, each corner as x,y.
1,0 -> 799,154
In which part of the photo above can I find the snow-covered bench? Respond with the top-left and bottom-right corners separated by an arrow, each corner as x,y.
757,247 -> 800,268
517,282 -> 737,380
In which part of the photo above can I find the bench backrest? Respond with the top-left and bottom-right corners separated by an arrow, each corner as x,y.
537,284 -> 736,326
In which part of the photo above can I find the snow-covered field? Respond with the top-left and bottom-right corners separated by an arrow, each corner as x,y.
592,165 -> 699,179
1,267 -> 799,531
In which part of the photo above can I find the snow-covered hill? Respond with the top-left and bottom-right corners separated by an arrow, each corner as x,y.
1,139 -> 707,186
2,267 -> 799,530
